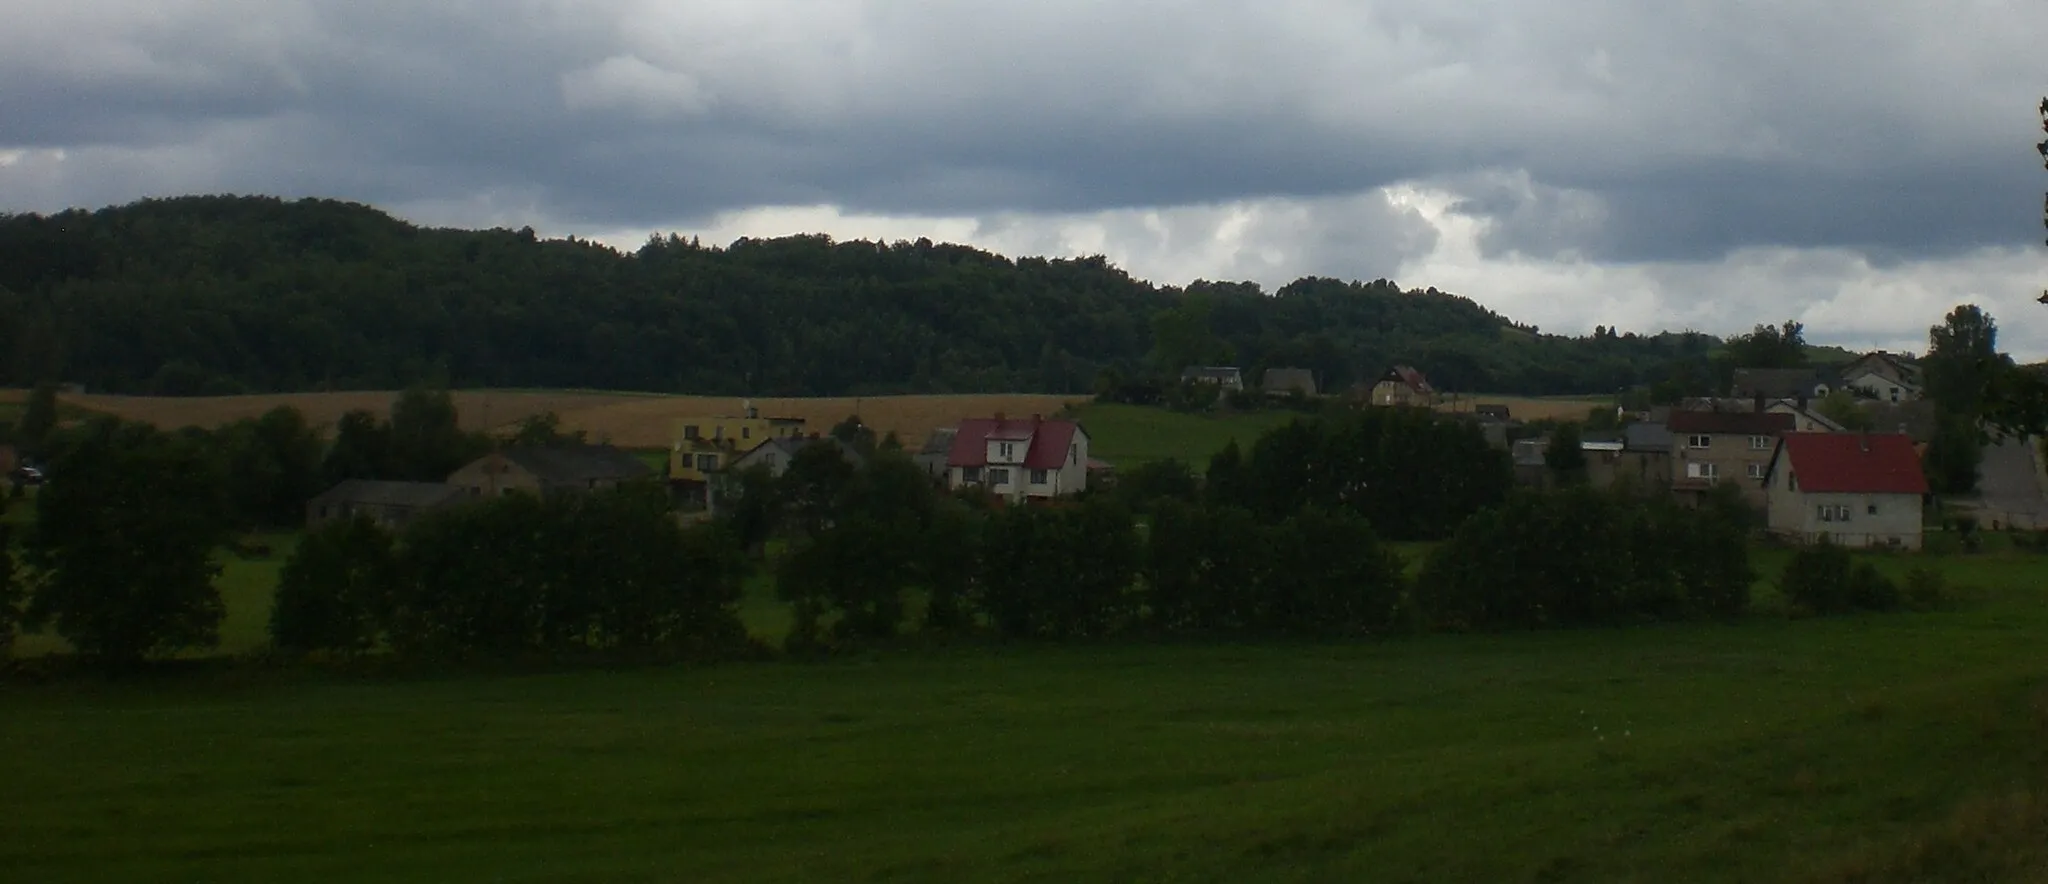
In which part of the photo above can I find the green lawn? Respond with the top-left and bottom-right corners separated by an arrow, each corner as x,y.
1075,402 -> 1299,467
4,550 -> 2048,883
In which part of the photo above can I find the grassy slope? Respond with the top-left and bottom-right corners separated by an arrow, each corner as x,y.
3,555 -> 2047,883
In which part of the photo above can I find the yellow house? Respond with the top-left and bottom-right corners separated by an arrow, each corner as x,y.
667,402 -> 807,481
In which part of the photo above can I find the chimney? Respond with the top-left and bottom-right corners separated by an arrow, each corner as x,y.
1859,434 -> 1870,453
995,411 -> 1005,423
1031,413 -> 1042,425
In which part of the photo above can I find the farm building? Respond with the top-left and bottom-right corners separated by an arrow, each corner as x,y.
306,480 -> 466,530
448,445 -> 653,498
1762,433 -> 1928,549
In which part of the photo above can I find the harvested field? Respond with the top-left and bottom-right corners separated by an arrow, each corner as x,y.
23,390 -> 1086,450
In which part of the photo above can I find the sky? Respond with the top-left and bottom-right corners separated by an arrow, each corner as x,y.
4,1 -> 2046,356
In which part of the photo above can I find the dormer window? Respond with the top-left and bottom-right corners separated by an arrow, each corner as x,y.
997,442 -> 1016,460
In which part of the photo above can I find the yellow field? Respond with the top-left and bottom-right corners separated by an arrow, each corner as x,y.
1,389 -> 1086,450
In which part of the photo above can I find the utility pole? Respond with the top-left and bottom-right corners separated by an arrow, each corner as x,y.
2039,97 -> 2047,304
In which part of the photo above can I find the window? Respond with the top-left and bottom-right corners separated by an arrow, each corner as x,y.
990,468 -> 1011,486
1889,388 -> 1900,402
1070,443 -> 1078,465
684,425 -> 700,440
1688,435 -> 1711,449
696,454 -> 717,471
1818,504 -> 1851,522
963,466 -> 983,483
1749,435 -> 1770,450
742,427 -> 751,439
1686,462 -> 1718,480
713,426 -> 724,441
1746,463 -> 1765,479
1867,503 -> 1879,515
997,442 -> 1016,460
1030,469 -> 1049,485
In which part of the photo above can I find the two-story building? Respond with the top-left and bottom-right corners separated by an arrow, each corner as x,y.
944,415 -> 1090,503
1667,410 -> 1796,509
1365,365 -> 1436,407
1837,351 -> 1924,403
1763,433 -> 1928,549
668,401 -> 808,484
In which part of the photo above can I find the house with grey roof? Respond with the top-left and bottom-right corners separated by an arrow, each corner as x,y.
1260,367 -> 1318,398
307,480 -> 467,530
446,445 -> 654,499
1181,366 -> 1246,392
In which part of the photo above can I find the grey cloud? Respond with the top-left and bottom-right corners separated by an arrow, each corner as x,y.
0,0 -> 2041,265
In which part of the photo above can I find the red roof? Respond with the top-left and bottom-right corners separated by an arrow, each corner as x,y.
947,417 -> 1083,470
1667,410 -> 1795,435
1774,433 -> 1928,495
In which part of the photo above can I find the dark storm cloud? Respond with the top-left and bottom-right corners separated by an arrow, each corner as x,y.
1,0 -> 2041,263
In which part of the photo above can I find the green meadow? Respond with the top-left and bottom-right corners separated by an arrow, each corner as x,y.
2,539 -> 2048,882
1073,402 -> 1299,467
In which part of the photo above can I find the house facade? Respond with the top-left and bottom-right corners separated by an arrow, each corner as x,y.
1617,421 -> 1674,492
668,402 -> 807,483
706,435 -> 867,515
1260,367 -> 1318,398
1180,366 -> 1245,392
945,415 -> 1090,503
1367,365 -> 1436,407
448,445 -> 653,498
306,480 -> 466,530
1838,352 -> 1923,403
1763,433 -> 1928,549
1667,410 -> 1796,508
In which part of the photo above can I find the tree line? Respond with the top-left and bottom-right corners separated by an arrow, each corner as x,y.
0,195 -> 1730,399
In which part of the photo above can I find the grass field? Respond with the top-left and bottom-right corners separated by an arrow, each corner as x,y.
1072,403 -> 1299,466
3,549 -> 2047,883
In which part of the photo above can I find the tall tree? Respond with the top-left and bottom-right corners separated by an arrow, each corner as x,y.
1544,422 -> 1589,486
23,418 -> 230,666
1924,304 -> 2007,416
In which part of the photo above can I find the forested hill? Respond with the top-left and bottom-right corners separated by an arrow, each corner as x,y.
0,195 -> 1718,397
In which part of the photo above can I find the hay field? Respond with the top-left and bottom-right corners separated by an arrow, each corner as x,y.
21,389 -> 1086,450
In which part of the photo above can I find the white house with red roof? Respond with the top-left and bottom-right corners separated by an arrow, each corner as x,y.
944,414 -> 1090,502
1762,433 -> 1929,549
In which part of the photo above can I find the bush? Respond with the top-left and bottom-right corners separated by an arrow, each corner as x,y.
1779,539 -> 1900,615
270,516 -> 397,654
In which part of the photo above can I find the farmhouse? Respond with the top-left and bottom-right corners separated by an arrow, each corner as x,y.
1763,433 -> 1928,549
448,445 -> 652,498
1365,365 -> 1436,407
944,414 -> 1090,503
1260,367 -> 1318,398
706,435 -> 867,515
1731,368 -> 1830,403
306,480 -> 466,530
1667,410 -> 1796,509
668,400 -> 807,484
1180,366 -> 1246,392
1837,351 -> 1923,402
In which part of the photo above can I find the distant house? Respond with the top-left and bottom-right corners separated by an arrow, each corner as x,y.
1366,365 -> 1437,407
1763,433 -> 1929,549
669,401 -> 807,483
1667,410 -> 1797,508
945,414 -> 1091,503
1619,421 -> 1675,491
914,427 -> 957,481
1510,437 -> 1548,487
306,480 -> 466,530
1260,367 -> 1319,398
706,435 -> 867,515
1838,352 -> 1923,402
1764,400 -> 1848,433
1181,366 -> 1246,392
447,445 -> 653,498
1473,404 -> 1512,422
1731,368 -> 1829,403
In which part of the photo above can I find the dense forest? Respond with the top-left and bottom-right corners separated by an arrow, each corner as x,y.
0,195 -> 1723,397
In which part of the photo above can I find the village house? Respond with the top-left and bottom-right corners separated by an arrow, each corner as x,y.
1763,433 -> 1928,549
447,445 -> 653,498
668,401 -> 807,484
1731,368 -> 1832,403
1837,351 -> 1924,402
1667,410 -> 1796,509
1260,367 -> 1318,398
1365,365 -> 1437,407
1618,421 -> 1674,492
705,435 -> 867,515
306,480 -> 466,530
1764,399 -> 1848,433
1180,366 -> 1246,392
945,414 -> 1091,503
